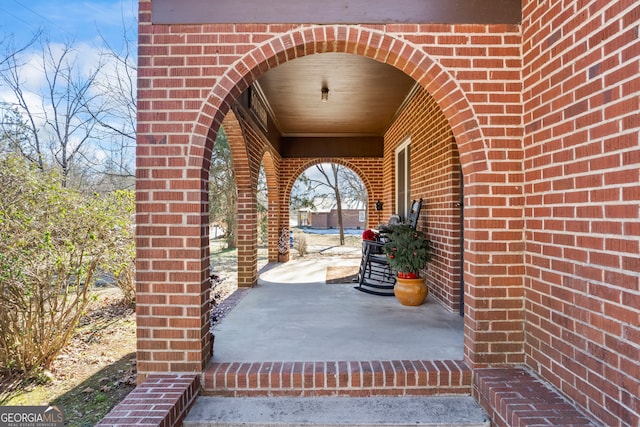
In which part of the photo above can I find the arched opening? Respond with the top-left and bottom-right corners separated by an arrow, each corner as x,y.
207,125 -> 239,295
192,33 -> 489,320
197,40 -> 483,366
135,24 -> 525,377
289,160 -> 371,225
288,161 -> 368,258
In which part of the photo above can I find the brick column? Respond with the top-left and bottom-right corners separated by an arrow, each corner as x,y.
261,151 -> 281,263
224,110 -> 259,287
135,142 -> 212,378
236,188 -> 258,287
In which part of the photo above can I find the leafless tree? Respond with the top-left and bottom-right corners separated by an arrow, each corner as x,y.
300,163 -> 368,245
257,164 -> 269,244
88,20 -> 137,190
0,31 -> 40,74
1,36 -> 107,188
0,17 -> 138,192
0,105 -> 32,158
338,166 -> 367,213
315,164 -> 345,244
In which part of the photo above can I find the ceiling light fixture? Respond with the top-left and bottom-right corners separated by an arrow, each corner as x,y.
321,87 -> 329,102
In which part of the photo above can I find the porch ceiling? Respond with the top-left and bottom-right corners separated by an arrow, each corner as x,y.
256,53 -> 417,138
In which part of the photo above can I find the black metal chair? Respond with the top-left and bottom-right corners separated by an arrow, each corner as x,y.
354,239 -> 396,296
354,199 -> 423,296
377,198 -> 423,235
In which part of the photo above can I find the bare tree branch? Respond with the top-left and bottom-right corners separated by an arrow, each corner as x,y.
0,30 -> 41,73
1,17 -> 137,192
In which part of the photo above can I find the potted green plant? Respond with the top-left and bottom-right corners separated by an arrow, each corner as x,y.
383,224 -> 433,305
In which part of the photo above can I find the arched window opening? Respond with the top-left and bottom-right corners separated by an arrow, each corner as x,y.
290,162 -> 367,256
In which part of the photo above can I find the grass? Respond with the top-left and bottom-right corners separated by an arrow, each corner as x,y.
1,288 -> 137,426
49,352 -> 136,427
4,351 -> 137,427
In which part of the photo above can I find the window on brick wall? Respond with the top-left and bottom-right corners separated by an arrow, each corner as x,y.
395,138 -> 411,221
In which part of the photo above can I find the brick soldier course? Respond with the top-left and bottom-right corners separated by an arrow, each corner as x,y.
130,0 -> 639,426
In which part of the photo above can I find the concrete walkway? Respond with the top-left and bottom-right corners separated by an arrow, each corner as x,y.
211,258 -> 464,362
184,396 -> 490,426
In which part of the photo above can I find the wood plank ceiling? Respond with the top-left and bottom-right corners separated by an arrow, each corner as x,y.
256,53 -> 417,137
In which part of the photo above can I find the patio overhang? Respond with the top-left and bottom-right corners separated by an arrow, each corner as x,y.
280,136 -> 383,158
153,0 -> 522,25
233,53 -> 419,160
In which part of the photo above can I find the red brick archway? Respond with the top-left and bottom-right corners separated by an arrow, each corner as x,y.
185,26 -> 521,369
135,21 -> 525,377
260,150 -> 280,263
220,110 -> 256,288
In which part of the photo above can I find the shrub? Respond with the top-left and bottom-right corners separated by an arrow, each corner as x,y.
0,156 -> 134,375
102,190 -> 136,305
294,234 -> 307,257
114,263 -> 135,306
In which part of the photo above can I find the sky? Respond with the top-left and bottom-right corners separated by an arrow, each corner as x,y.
0,0 -> 137,49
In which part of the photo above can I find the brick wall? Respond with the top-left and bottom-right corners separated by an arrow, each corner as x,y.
522,0 -> 639,425
384,87 -> 463,312
137,1 -> 639,424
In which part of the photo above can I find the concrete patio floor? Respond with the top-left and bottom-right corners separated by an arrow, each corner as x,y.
211,257 -> 465,363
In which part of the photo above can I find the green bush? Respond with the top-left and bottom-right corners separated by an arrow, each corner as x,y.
383,224 -> 432,275
0,156 -> 134,375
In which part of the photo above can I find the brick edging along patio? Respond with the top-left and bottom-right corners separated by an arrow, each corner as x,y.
203,359 -> 472,397
474,368 -> 598,427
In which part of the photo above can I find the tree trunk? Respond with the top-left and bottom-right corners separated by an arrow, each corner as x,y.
332,165 -> 345,245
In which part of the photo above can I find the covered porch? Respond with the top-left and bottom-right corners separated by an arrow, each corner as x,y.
98,254 -> 595,426
135,20 -> 485,380
104,0 -> 640,425
204,255 -> 467,397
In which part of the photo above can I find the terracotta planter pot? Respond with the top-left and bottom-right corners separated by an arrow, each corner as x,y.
278,252 -> 290,262
394,276 -> 428,306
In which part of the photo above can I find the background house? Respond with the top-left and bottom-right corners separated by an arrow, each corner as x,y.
298,198 -> 366,229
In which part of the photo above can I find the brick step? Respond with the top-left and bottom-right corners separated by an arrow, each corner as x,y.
202,360 -> 472,397
97,374 -> 199,427
473,368 -> 597,427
